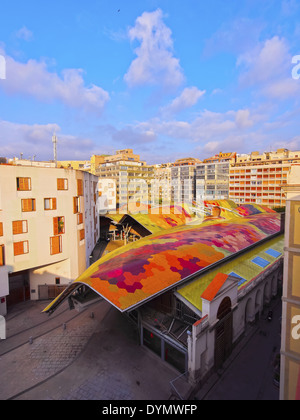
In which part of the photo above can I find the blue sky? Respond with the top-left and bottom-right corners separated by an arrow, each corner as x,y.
0,0 -> 300,164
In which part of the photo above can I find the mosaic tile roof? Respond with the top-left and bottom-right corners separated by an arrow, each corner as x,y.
178,234 -> 284,312
44,202 -> 283,314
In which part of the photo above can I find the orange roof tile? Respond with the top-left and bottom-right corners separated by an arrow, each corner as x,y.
201,273 -> 229,302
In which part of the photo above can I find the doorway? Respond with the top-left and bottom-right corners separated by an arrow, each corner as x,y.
7,271 -> 30,307
215,297 -> 233,370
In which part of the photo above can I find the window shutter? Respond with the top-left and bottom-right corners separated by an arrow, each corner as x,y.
22,199 -> 35,212
0,222 -> 3,236
57,178 -> 64,190
14,242 -> 23,256
77,179 -> 83,196
0,245 -> 4,266
80,229 -> 85,241
53,218 -> 59,235
13,221 -> 20,235
77,213 -> 83,225
17,178 -> 31,191
52,198 -> 57,210
50,236 -> 61,255
73,197 -> 80,214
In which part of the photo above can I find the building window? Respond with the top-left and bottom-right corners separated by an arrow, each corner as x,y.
13,240 -> 29,256
0,222 -> 3,236
77,179 -> 84,196
57,178 -> 68,190
21,199 -> 36,212
16,177 -> 31,191
73,197 -> 80,214
44,198 -> 57,210
50,236 -> 62,255
53,217 -> 65,235
79,229 -> 85,241
12,220 -> 28,235
77,213 -> 83,225
0,245 -> 4,266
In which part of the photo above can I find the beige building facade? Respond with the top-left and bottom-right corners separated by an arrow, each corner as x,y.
96,149 -> 154,213
229,149 -> 300,208
0,164 -> 99,316
280,165 -> 300,400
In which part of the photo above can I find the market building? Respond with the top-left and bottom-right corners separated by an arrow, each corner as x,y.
44,200 -> 284,384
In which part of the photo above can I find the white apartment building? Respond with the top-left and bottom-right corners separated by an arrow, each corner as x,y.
0,164 -> 99,316
195,162 -> 230,202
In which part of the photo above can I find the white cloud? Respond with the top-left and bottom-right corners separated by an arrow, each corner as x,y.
160,87 -> 205,116
15,26 -> 34,42
235,109 -> 254,129
0,51 -> 110,113
124,9 -> 184,88
238,36 -> 289,84
237,36 -> 300,100
0,120 -> 94,160
136,108 -> 255,147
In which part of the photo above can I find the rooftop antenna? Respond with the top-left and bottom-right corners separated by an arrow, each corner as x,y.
52,133 -> 58,165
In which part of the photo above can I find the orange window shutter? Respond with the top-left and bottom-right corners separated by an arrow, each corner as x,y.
53,198 -> 57,210
0,245 -> 4,266
0,222 -> 3,236
14,242 -> 22,256
53,218 -> 59,235
57,179 -> 64,190
77,213 -> 83,224
51,236 -> 61,254
21,199 -> 28,212
80,229 -> 85,241
19,178 -> 25,190
73,197 -> 79,214
12,221 -> 21,235
77,179 -> 83,196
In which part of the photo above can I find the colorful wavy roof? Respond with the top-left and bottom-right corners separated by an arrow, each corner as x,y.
178,234 -> 284,312
44,208 -> 282,314
118,204 -> 196,234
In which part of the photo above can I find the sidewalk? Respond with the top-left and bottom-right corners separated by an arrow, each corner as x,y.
0,299 -> 177,400
0,296 -> 282,401
194,298 -> 282,400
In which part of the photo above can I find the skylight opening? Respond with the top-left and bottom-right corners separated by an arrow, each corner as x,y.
229,271 -> 247,286
265,248 -> 281,258
251,256 -> 270,268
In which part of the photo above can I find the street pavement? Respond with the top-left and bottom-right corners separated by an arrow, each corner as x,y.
0,299 -> 178,400
0,295 -> 282,401
195,296 -> 282,400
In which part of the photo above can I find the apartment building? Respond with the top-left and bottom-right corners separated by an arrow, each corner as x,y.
57,160 -> 91,172
95,149 -> 154,212
171,158 -> 201,205
151,163 -> 173,206
195,162 -> 230,201
229,149 -> 300,208
194,152 -> 236,202
0,164 -> 99,316
280,165 -> 300,400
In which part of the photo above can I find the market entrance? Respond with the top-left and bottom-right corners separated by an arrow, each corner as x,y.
215,297 -> 233,370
